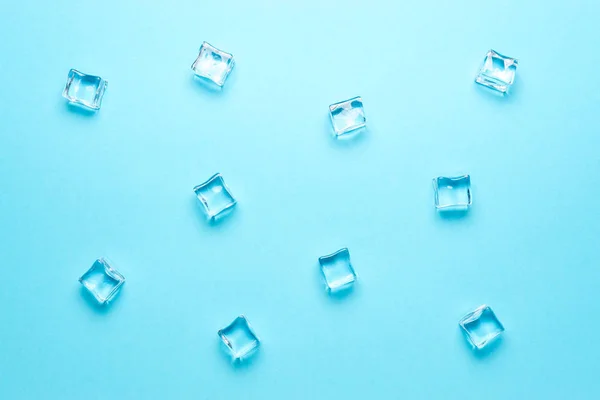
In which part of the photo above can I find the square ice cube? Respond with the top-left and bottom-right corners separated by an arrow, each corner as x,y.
318,248 -> 356,292
459,305 -> 505,349
218,315 -> 260,360
62,69 -> 108,110
433,175 -> 472,211
79,258 -> 125,304
329,96 -> 366,137
193,173 -> 237,220
191,42 -> 235,87
475,50 -> 518,94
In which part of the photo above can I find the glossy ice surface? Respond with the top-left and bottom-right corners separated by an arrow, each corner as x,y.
433,175 -> 472,211
193,173 -> 237,220
79,258 -> 125,304
318,248 -> 356,292
329,97 -> 366,136
62,69 -> 107,110
475,50 -> 518,94
459,305 -> 505,349
191,42 -> 235,87
218,316 -> 260,360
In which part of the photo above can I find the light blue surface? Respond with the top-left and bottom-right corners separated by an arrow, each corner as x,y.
1,1 -> 600,398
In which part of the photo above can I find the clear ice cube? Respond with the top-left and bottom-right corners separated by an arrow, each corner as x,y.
318,248 -> 356,292
193,173 -> 236,220
329,96 -> 366,137
79,258 -> 125,304
218,315 -> 260,360
459,305 -> 505,349
191,42 -> 235,87
62,69 -> 108,110
475,50 -> 518,94
432,175 -> 472,211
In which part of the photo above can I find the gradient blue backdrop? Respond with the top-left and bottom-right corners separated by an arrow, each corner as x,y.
1,1 -> 599,398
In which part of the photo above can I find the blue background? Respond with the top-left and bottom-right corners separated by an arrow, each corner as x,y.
1,1 -> 599,398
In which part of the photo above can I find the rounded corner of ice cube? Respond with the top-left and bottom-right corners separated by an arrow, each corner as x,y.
208,172 -> 223,182
213,77 -> 227,88
97,78 -> 108,95
192,183 -> 203,196
326,276 -> 356,294
336,247 -> 350,256
66,68 -> 79,79
217,327 -> 227,340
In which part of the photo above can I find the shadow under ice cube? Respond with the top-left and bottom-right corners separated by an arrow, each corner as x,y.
319,248 -> 356,292
191,42 -> 235,87
459,305 -> 505,349
79,258 -> 125,304
329,96 -> 366,137
62,69 -> 108,111
193,173 -> 237,221
475,50 -> 518,94
218,315 -> 260,361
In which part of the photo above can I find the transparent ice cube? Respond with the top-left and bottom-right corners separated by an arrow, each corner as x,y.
318,248 -> 356,292
459,305 -> 505,349
62,69 -> 108,110
329,96 -> 366,137
79,258 -> 125,304
475,50 -> 518,94
191,42 -> 235,87
432,175 -> 472,211
193,173 -> 236,221
218,315 -> 260,360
